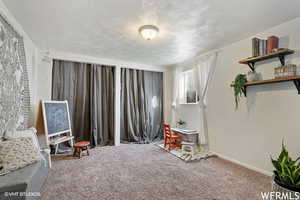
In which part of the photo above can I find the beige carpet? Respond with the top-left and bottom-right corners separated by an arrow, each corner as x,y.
42,144 -> 271,200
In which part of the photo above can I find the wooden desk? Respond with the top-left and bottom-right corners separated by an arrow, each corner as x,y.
171,128 -> 200,144
172,128 -> 201,158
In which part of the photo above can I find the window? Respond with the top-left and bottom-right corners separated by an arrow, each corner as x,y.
179,70 -> 198,104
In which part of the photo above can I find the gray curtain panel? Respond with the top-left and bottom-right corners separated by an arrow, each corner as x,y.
90,64 -> 115,146
121,68 -> 163,143
52,60 -> 115,146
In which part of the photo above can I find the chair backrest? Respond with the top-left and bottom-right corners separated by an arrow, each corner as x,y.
163,124 -> 172,137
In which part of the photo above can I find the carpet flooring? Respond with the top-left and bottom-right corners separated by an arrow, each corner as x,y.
42,144 -> 271,200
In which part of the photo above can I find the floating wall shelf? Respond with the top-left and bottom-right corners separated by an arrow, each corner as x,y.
232,48 -> 298,95
239,48 -> 294,71
231,76 -> 300,96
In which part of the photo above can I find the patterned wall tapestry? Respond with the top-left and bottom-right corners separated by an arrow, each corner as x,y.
0,13 -> 30,134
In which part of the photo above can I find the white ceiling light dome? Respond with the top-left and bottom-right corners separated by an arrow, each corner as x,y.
139,25 -> 159,40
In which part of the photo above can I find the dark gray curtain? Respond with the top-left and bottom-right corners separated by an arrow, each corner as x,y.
121,68 -> 163,143
52,60 -> 115,146
90,64 -> 115,146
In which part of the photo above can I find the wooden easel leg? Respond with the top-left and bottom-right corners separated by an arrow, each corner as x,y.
70,139 -> 74,147
73,147 -> 77,157
48,153 -> 52,168
55,144 -> 59,155
78,148 -> 82,159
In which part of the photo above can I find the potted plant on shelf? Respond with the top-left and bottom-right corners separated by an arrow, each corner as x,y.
271,142 -> 300,195
232,74 -> 247,109
176,119 -> 186,129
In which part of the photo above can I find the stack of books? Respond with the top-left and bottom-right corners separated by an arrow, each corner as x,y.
252,36 -> 279,57
274,64 -> 297,79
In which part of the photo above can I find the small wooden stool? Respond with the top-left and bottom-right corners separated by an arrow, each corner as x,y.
73,141 -> 90,158
181,142 -> 196,156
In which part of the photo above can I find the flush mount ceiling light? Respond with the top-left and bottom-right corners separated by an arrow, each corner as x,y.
139,25 -> 159,40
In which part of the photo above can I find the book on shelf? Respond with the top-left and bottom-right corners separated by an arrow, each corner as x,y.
252,38 -> 257,57
259,39 -> 263,56
267,36 -> 279,54
252,36 -> 279,57
262,39 -> 267,55
252,37 -> 259,57
265,40 -> 268,54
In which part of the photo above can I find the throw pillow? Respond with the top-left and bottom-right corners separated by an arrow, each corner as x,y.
3,127 -> 40,151
0,137 -> 42,175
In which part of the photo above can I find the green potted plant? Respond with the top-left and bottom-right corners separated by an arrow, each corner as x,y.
232,74 -> 247,109
176,119 -> 186,129
271,142 -> 300,194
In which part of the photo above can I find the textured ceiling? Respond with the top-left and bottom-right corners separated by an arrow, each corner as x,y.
3,0 -> 300,66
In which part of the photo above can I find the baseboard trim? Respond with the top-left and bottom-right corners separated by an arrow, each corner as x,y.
212,151 -> 273,177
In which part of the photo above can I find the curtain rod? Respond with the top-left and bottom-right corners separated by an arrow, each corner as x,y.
46,52 -> 166,72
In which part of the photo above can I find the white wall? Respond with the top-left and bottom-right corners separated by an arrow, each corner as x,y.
166,17 -> 300,175
0,0 -> 39,126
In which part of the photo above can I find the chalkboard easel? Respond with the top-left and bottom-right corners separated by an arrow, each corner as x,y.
41,100 -> 74,156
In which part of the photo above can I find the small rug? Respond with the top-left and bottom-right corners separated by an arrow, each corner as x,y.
154,141 -> 216,162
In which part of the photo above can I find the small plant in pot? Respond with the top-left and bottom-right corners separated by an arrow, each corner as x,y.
271,142 -> 300,194
232,74 -> 247,109
176,119 -> 186,129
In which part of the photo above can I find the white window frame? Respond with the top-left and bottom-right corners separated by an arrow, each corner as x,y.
179,69 -> 198,105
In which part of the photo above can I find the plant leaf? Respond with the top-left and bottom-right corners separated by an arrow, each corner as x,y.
271,157 -> 282,172
278,143 -> 288,162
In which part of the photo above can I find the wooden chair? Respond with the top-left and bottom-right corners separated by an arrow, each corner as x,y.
163,124 -> 181,150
